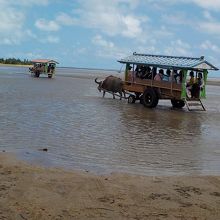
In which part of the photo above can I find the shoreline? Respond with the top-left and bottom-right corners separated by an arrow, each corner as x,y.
2,70 -> 219,86
1,152 -> 220,220
0,65 -> 220,85
0,63 -> 119,72
0,64 -> 220,84
0,63 -> 32,68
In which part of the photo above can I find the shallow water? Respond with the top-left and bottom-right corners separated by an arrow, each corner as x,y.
0,67 -> 220,175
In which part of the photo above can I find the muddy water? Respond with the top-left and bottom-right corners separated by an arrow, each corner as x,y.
0,67 -> 220,175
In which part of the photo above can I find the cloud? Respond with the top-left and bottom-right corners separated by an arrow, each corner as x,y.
203,11 -> 214,21
0,0 -> 49,6
25,52 -> 44,59
0,4 -> 25,45
200,40 -> 220,53
35,19 -> 60,31
6,51 -> 44,60
92,35 -> 115,49
162,12 -> 194,27
147,0 -> 220,11
164,39 -> 192,56
35,13 -> 77,32
192,0 -> 220,11
92,35 -> 128,58
0,0 -> 51,45
121,15 -> 143,38
38,35 -> 60,43
45,36 -> 60,43
153,26 -> 173,38
198,21 -> 220,35
31,0 -> 146,39
56,13 -> 77,26
0,9 -> 24,32
161,5 -> 220,37
71,0 -> 147,39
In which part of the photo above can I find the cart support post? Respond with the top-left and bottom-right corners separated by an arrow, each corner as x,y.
201,69 -> 207,99
125,63 -> 130,81
181,69 -> 187,99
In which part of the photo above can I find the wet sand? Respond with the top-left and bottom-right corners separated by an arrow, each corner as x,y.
1,153 -> 220,220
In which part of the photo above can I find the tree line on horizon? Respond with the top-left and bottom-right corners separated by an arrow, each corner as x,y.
0,58 -> 32,65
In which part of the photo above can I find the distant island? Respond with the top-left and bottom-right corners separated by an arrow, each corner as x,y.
0,58 -> 32,65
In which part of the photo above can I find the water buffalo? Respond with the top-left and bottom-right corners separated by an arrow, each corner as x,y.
95,75 -> 126,100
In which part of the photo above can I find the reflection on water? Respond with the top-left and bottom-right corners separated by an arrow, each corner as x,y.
0,68 -> 220,175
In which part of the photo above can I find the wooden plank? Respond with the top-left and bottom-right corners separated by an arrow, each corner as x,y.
123,76 -> 184,100
124,79 -> 182,91
123,84 -> 145,93
187,103 -> 203,106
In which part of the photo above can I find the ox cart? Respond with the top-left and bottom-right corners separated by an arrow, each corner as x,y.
29,59 -> 59,78
117,53 -> 219,111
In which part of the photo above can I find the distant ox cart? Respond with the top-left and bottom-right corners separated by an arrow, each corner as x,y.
95,53 -> 219,111
29,59 -> 59,78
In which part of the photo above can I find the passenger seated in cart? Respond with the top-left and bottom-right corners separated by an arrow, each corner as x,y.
48,64 -> 51,73
139,65 -> 146,79
135,65 -> 141,78
140,66 -> 152,79
146,66 -> 152,79
135,65 -> 145,79
163,69 -> 172,81
50,65 -> 55,73
152,67 -> 157,79
196,72 -> 204,88
173,69 -> 178,82
47,64 -> 55,73
154,69 -> 164,81
175,70 -> 183,84
191,72 -> 204,98
187,71 -> 195,86
186,71 -> 195,97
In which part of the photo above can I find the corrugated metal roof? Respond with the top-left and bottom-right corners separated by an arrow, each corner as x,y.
31,59 -> 59,64
118,52 -> 219,71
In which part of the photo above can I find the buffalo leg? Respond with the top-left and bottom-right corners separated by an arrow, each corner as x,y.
119,92 -> 122,100
123,91 -> 126,98
103,91 -> 106,97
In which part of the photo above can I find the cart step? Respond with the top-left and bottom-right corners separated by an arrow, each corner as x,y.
185,99 -> 206,111
187,102 -> 203,106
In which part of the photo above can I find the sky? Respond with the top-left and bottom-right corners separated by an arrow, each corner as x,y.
0,0 -> 220,74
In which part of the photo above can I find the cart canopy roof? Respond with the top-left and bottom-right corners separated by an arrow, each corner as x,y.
31,59 -> 59,64
118,52 -> 218,71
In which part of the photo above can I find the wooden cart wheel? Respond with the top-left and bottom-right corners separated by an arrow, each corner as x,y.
142,88 -> 158,108
171,99 -> 185,108
48,74 -> 52,78
128,95 -> 136,104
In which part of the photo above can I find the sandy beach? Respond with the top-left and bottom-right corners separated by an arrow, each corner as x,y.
0,153 -> 220,220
